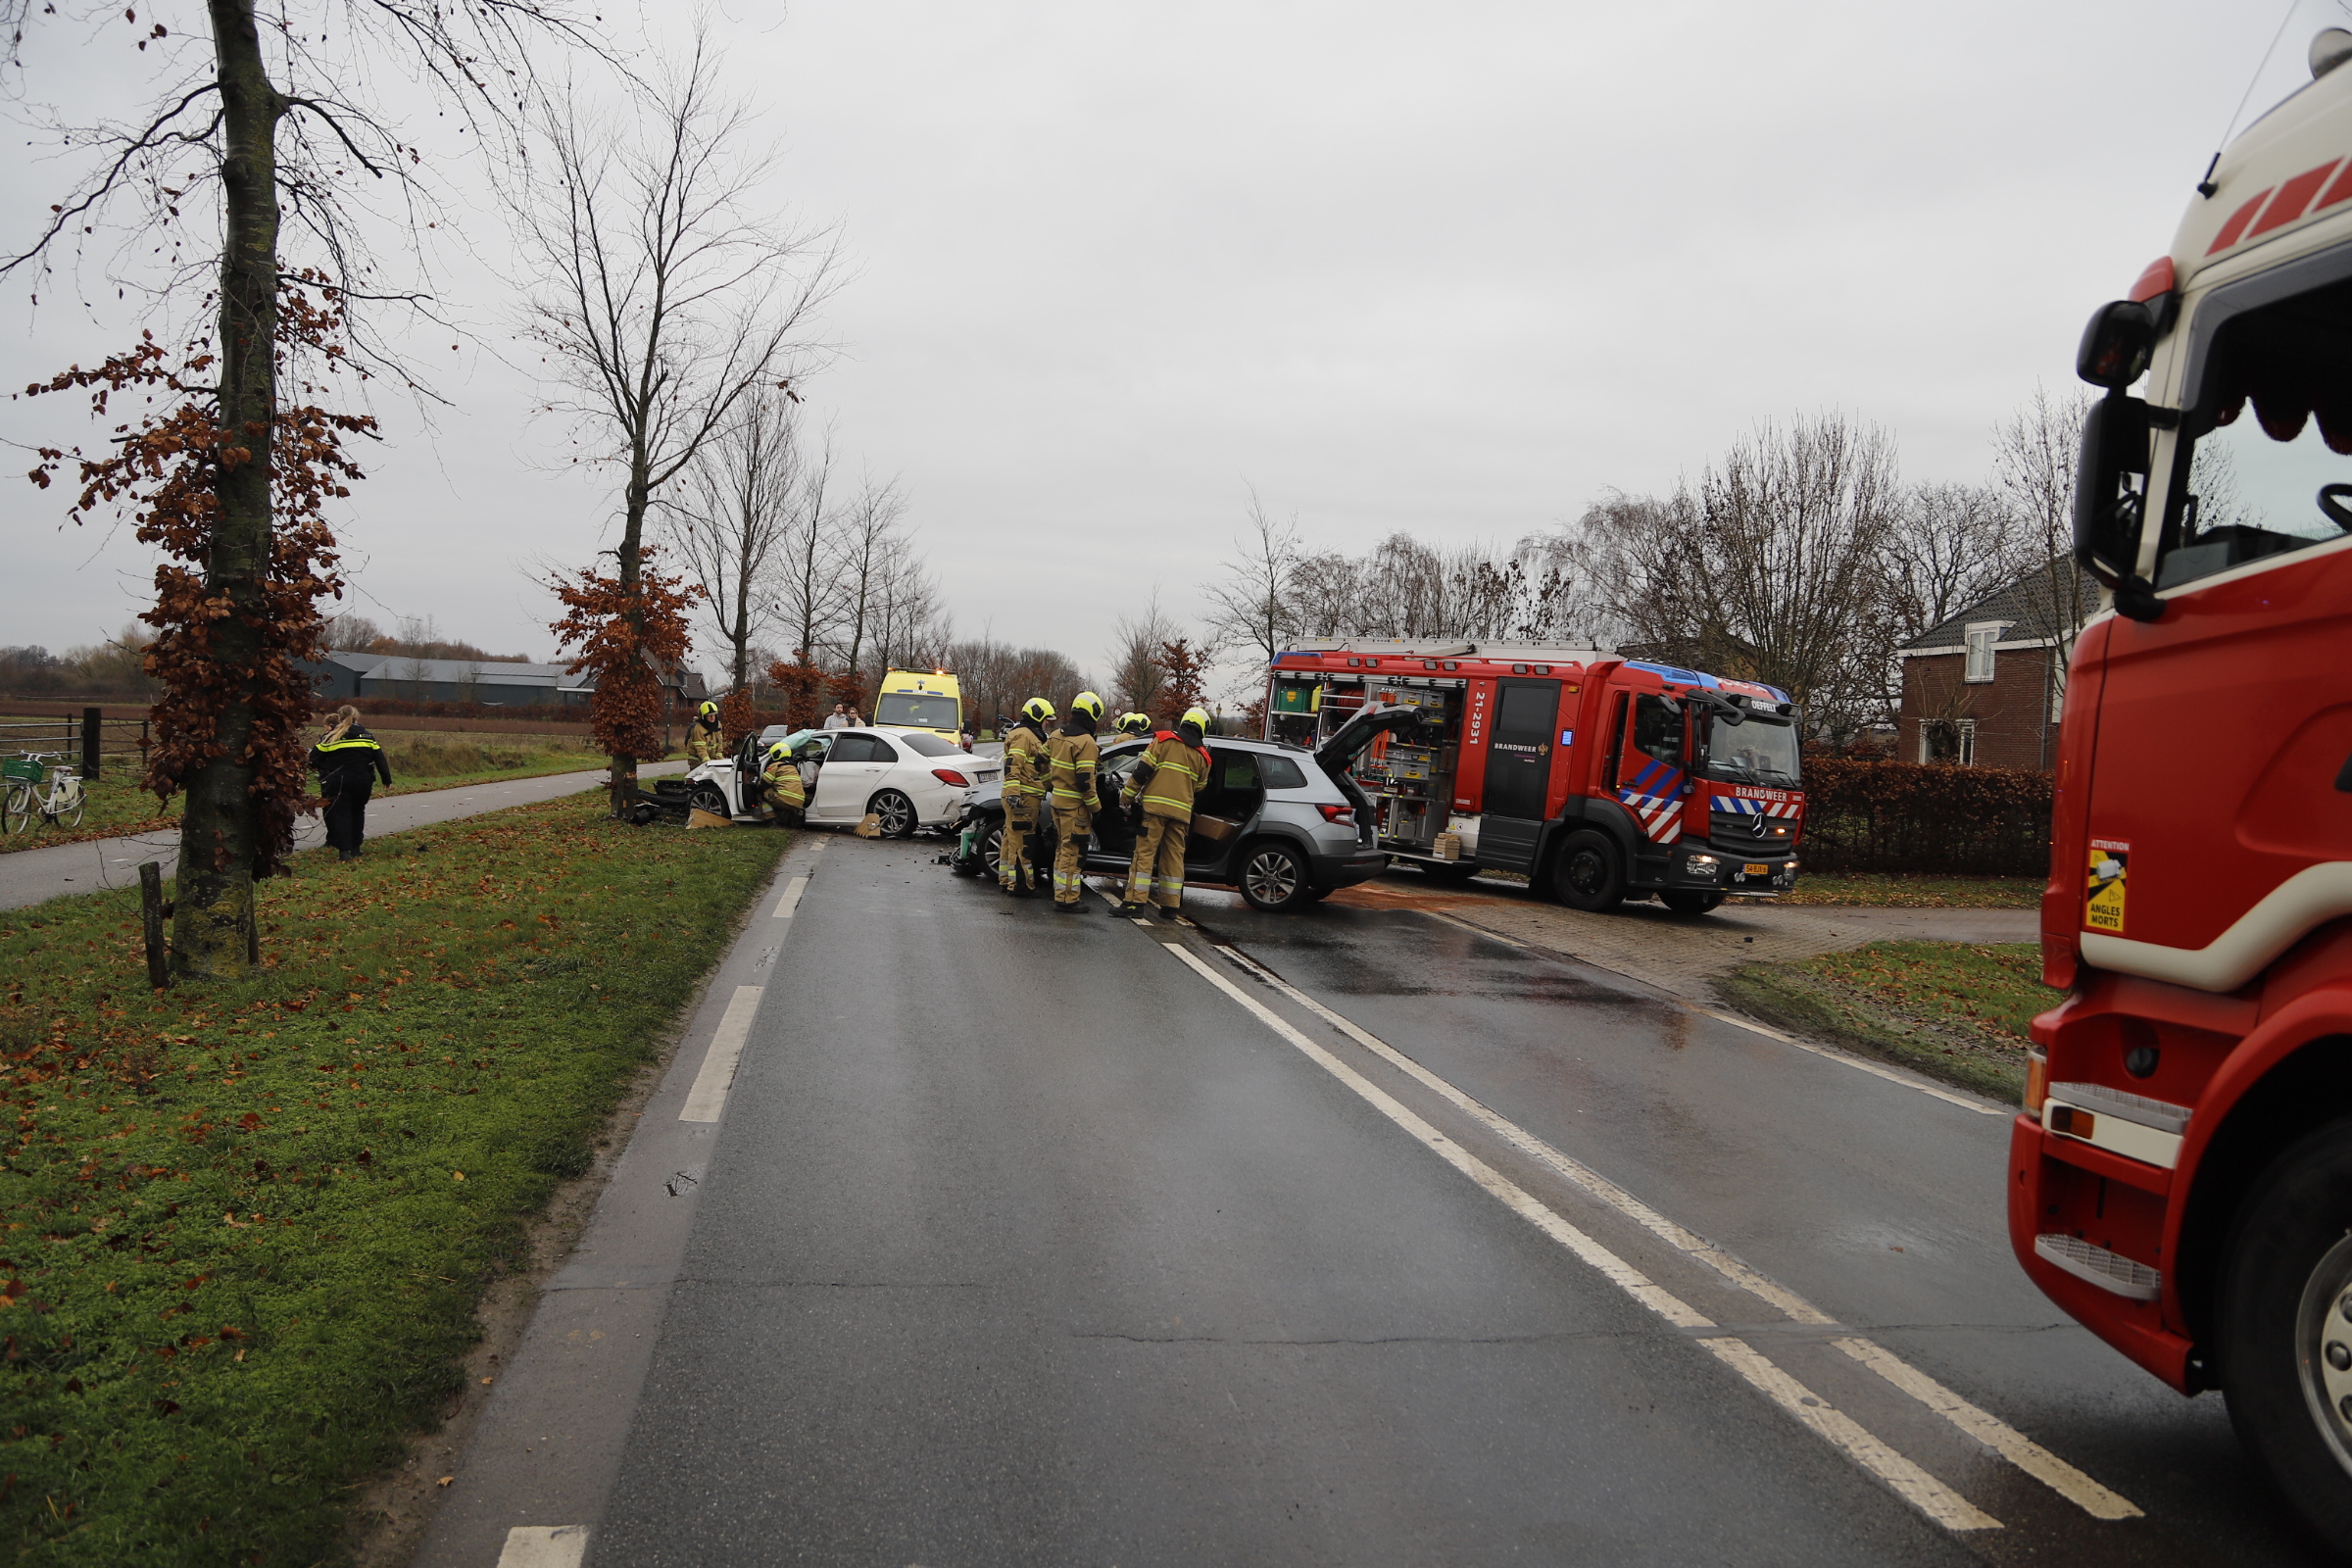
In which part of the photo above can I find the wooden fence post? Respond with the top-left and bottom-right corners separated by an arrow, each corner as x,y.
138,861 -> 171,990
81,707 -> 100,781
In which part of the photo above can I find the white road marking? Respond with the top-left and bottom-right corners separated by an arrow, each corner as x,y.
1832,1337 -> 2141,1521
1206,941 -> 2137,1524
1694,1008 -> 2004,1116
497,1525 -> 589,1567
772,875 -> 808,919
1161,942 -> 2000,1533
679,986 -> 763,1123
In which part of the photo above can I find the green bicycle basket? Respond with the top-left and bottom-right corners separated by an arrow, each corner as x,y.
1,758 -> 44,785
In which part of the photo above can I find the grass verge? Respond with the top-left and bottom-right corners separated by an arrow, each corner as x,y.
1779,872 -> 2040,908
0,731 -> 680,857
0,792 -> 787,1566
1714,939 -> 2050,1102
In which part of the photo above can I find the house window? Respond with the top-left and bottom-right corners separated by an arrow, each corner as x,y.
1921,716 -> 1978,766
1963,623 -> 2002,683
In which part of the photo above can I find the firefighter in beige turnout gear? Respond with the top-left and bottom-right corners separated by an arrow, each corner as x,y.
760,740 -> 807,824
1046,692 -> 1103,911
685,700 -> 726,764
1000,698 -> 1055,896
1118,707 -> 1212,917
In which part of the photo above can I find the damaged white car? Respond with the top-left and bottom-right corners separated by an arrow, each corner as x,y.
682,726 -> 1000,836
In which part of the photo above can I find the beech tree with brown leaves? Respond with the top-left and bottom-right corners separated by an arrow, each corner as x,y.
3,1 -> 602,978
548,552 -> 704,793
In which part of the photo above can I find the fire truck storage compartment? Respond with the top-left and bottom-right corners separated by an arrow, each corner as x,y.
1350,679 -> 1463,854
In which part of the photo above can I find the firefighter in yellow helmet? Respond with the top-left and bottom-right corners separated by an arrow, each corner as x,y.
685,699 -> 726,765
760,739 -> 807,824
1000,698 -> 1054,897
1112,711 -> 1153,743
1118,706 -> 1212,918
1045,691 -> 1104,912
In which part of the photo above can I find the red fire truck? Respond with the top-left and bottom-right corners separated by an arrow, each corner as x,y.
1262,640 -> 1804,912
2016,27 -> 2352,1549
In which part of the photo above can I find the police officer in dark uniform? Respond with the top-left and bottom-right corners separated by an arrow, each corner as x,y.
311,706 -> 394,860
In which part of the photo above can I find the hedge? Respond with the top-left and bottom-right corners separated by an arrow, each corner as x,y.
1796,759 -> 2053,877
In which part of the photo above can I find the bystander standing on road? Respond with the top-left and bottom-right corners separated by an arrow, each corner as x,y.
310,706 -> 394,862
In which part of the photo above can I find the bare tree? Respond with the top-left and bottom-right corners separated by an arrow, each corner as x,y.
772,424 -> 843,665
1885,481 -> 2031,639
1572,416 -> 1901,741
834,475 -> 909,677
663,385 -> 803,691
1108,594 -> 1177,718
516,33 -> 836,796
1994,384 -> 2098,765
1201,490 -> 1303,665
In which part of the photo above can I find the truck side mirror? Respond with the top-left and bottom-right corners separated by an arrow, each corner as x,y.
2074,392 -> 2164,622
2077,299 -> 2158,389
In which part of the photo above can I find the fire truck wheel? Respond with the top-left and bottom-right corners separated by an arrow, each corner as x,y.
2219,1116 -> 2352,1553
1551,830 -> 1625,911
1659,891 -> 1725,916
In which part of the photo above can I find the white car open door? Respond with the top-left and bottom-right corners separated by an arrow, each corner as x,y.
808,730 -> 894,820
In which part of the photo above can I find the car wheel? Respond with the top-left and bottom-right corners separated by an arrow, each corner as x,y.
688,783 -> 729,818
981,819 -> 1005,878
868,789 -> 917,839
1239,840 -> 1311,912
2221,1119 -> 2352,1554
1659,890 -> 1725,915
1551,829 -> 1625,911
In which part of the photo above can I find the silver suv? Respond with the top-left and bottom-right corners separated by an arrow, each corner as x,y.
948,706 -> 1419,910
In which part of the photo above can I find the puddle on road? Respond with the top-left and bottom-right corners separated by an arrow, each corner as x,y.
1195,907 -> 1656,1008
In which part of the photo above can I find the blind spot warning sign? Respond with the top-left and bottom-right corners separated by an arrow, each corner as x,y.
2086,839 -> 2129,934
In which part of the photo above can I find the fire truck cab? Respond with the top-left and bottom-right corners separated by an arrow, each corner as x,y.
1263,640 -> 1804,913
2018,28 -> 2352,1551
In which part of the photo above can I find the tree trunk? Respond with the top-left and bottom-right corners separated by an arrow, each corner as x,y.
609,438 -> 650,809
174,0 -> 281,978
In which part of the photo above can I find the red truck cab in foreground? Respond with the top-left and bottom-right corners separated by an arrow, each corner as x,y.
1263,640 -> 1803,912
2016,27 -> 2352,1550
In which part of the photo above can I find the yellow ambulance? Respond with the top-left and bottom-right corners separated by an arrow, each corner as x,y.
873,668 -> 963,741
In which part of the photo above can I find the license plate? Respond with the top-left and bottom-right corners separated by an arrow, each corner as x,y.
1743,863 -> 1770,875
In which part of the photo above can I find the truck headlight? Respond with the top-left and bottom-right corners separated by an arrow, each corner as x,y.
1685,853 -> 1720,879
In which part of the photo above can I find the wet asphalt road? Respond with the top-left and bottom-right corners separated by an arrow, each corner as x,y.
449,834 -> 2335,1567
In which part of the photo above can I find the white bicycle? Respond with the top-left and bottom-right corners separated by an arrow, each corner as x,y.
2,752 -> 84,834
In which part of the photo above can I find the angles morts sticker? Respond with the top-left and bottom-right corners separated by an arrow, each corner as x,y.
2085,839 -> 2129,934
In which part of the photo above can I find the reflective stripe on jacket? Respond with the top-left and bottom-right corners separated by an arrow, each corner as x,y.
761,758 -> 806,808
312,730 -> 392,788
1123,736 -> 1210,820
1045,731 -> 1099,808
1004,722 -> 1053,797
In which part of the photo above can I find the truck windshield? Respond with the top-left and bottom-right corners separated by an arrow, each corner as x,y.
2162,272 -> 2352,591
1705,715 -> 1800,787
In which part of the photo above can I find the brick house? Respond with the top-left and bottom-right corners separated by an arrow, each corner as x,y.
1896,564 -> 2100,771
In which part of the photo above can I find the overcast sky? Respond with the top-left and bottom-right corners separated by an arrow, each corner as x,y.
3,1 -> 2342,693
